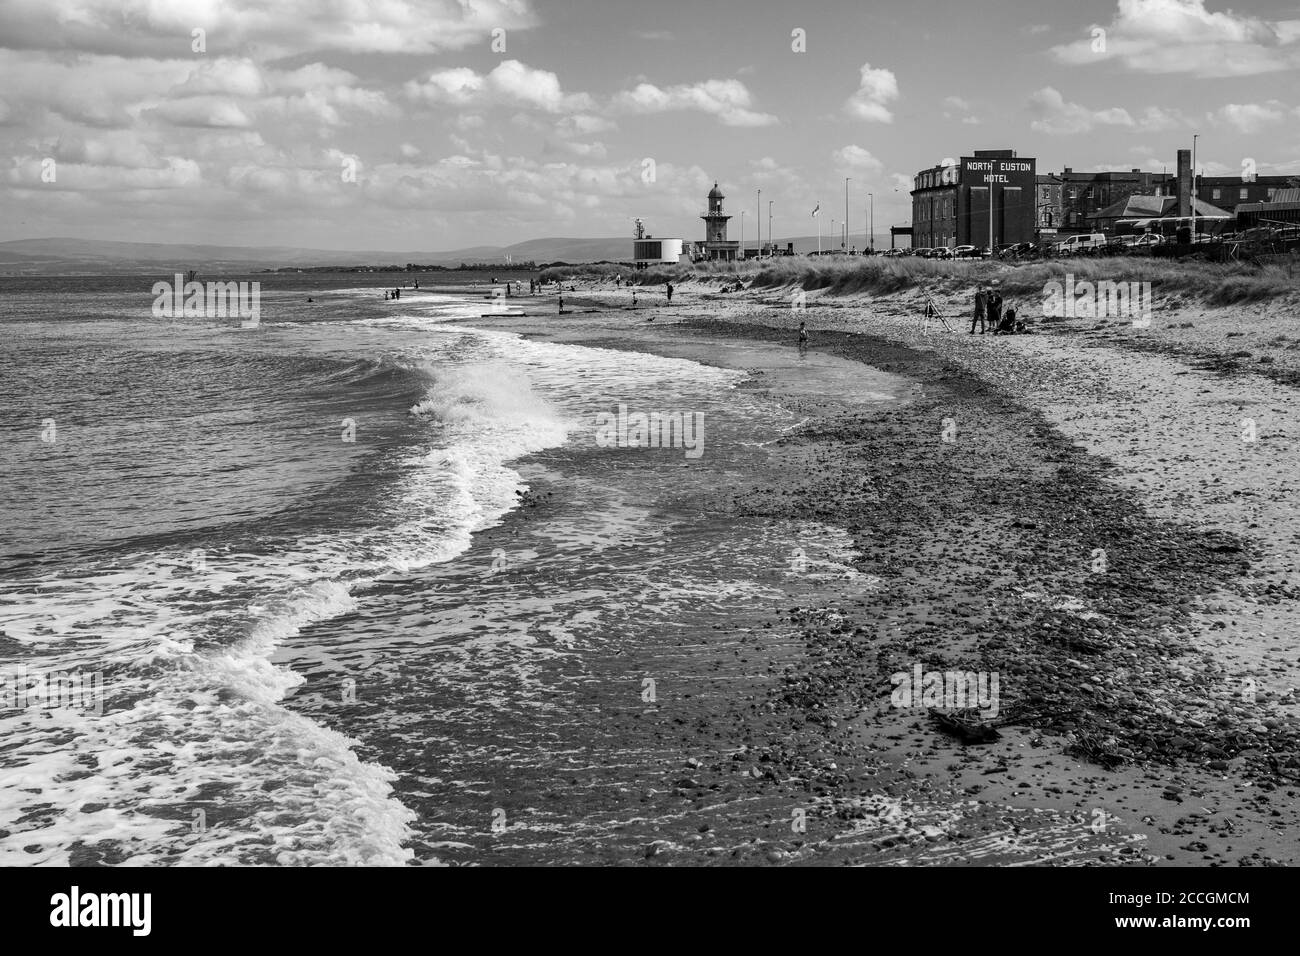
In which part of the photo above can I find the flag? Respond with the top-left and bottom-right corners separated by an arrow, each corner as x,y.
811,204 -> 820,217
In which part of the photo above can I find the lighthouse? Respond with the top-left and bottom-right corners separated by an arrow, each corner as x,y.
700,183 -> 740,261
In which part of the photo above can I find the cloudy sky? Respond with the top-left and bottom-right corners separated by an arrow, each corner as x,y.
2,0 -> 1299,251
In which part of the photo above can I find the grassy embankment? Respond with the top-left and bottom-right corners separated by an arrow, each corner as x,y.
542,255 -> 1300,307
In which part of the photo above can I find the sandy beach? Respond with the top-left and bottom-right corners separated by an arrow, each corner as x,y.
449,274 -> 1300,866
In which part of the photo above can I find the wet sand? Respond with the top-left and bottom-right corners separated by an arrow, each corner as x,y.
303,282 -> 1300,865
518,279 -> 1300,865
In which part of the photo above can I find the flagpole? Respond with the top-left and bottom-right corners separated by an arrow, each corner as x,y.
817,205 -> 821,256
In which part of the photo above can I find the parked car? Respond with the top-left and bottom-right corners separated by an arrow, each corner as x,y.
883,248 -> 904,257
952,244 -> 979,258
1058,232 -> 1108,254
930,247 -> 954,259
997,242 -> 1035,259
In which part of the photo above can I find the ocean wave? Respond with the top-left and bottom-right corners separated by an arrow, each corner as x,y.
0,345 -> 569,865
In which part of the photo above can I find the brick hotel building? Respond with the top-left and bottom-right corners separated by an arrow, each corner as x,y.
914,147 -> 1294,248
911,149 -> 1037,250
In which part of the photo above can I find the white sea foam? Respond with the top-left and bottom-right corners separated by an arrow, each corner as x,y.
0,310 -> 749,866
0,329 -> 581,865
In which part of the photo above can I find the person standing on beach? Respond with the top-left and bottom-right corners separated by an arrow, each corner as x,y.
558,293 -> 563,313
798,321 -> 809,348
987,289 -> 1002,333
666,282 -> 674,305
970,287 -> 986,334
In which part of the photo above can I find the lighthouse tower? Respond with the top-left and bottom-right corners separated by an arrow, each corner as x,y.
700,183 -> 740,261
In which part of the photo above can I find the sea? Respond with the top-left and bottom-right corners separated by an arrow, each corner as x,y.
0,271 -> 901,865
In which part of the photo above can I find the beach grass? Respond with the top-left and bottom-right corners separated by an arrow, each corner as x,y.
544,255 -> 1300,306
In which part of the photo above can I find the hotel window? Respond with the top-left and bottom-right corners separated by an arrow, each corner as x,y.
1240,188 -> 1248,199
1212,188 -> 1220,199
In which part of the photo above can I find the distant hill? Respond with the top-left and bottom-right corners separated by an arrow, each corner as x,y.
0,236 -> 635,274
0,233 -> 901,274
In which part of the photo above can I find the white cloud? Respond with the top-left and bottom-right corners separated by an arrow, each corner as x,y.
1027,86 -> 1134,134
0,0 -> 540,58
556,114 -> 617,136
1212,101 -> 1288,133
844,63 -> 898,122
831,145 -> 883,174
1137,105 -> 1188,130
942,95 -> 979,126
746,156 -> 801,184
4,154 -> 201,190
149,97 -> 253,129
548,139 -> 607,159
1049,0 -> 1300,77
0,50 -> 393,131
613,78 -> 776,126
406,60 -> 594,114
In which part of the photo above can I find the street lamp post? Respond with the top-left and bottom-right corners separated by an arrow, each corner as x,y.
768,200 -> 773,258
756,189 -> 761,260
844,178 -> 850,251
739,210 -> 745,262
868,192 -> 874,254
1192,133 -> 1199,238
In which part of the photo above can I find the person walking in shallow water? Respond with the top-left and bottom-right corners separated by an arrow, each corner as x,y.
798,320 -> 809,348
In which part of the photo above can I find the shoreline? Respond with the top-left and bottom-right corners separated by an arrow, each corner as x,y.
460,281 -> 1300,865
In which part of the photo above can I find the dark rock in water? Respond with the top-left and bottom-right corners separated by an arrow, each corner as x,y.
928,708 -> 1001,744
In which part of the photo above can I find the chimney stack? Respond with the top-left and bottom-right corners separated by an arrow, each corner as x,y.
1176,148 -> 1192,217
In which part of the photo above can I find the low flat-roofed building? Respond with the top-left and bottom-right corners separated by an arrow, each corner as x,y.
1236,187 -> 1300,228
1199,177 -> 1294,214
632,237 -> 684,265
1089,194 -> 1232,234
